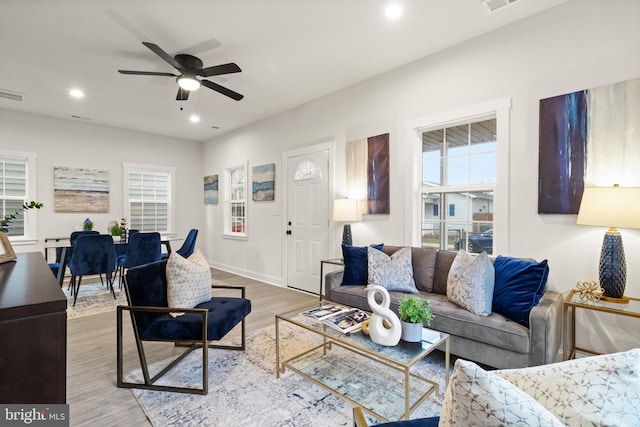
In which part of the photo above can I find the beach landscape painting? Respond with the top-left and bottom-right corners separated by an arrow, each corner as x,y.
204,174 -> 219,204
252,163 -> 275,201
54,166 -> 110,212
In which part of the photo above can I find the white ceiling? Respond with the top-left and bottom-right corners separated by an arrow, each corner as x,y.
0,0 -> 566,142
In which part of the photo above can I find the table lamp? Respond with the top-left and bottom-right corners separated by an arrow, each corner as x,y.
333,198 -> 360,246
576,185 -> 640,301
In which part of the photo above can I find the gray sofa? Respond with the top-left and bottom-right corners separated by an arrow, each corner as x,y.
324,245 -> 563,369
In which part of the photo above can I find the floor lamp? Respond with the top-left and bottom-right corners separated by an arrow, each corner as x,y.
576,185 -> 640,302
333,198 -> 360,246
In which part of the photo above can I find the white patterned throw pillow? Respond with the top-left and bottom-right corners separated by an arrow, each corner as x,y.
367,246 -> 417,293
494,349 -> 640,426
166,249 -> 211,312
447,250 -> 494,316
440,359 -> 563,427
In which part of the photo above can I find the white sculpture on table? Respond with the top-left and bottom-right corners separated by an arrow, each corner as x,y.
367,284 -> 401,346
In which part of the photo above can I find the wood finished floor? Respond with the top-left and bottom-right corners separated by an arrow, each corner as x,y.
67,269 -> 317,426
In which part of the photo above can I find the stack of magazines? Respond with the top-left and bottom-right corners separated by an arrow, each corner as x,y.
300,304 -> 370,334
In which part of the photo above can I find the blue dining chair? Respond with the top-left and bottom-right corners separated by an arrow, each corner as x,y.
50,230 -> 100,286
68,234 -> 117,306
117,232 -> 162,287
161,228 -> 198,260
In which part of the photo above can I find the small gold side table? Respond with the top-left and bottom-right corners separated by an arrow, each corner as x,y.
563,289 -> 640,360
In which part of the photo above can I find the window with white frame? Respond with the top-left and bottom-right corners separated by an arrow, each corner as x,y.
224,163 -> 246,236
124,163 -> 174,233
420,117 -> 496,254
0,152 -> 37,239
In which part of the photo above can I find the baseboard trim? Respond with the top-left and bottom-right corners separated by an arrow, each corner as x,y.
208,261 -> 283,287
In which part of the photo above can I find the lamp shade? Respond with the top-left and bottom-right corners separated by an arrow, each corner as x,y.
332,198 -> 359,222
577,186 -> 640,229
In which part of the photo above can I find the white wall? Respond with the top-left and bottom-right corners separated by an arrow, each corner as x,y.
202,0 -> 640,354
0,110 -> 204,253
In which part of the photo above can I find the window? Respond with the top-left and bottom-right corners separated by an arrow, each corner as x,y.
0,151 -> 37,240
420,118 -> 496,254
224,163 -> 247,237
124,163 -> 174,233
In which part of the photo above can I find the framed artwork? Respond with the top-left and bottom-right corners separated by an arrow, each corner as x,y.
0,232 -> 16,264
204,175 -> 219,204
347,133 -> 390,214
538,77 -> 640,214
53,166 -> 109,212
252,164 -> 275,201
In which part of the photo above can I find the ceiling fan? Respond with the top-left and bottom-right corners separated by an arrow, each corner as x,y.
118,42 -> 243,101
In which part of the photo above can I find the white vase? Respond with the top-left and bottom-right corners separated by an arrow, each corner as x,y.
367,285 -> 401,346
401,320 -> 423,343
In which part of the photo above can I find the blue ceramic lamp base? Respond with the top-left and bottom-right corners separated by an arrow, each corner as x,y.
598,231 -> 626,300
341,224 -> 352,247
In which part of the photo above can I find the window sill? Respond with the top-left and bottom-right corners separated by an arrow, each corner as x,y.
9,238 -> 38,246
222,233 -> 248,241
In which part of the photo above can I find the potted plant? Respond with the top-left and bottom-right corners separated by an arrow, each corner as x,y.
398,295 -> 434,342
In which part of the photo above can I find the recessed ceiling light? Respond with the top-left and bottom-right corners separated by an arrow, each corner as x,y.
69,88 -> 84,98
189,115 -> 200,123
385,3 -> 403,19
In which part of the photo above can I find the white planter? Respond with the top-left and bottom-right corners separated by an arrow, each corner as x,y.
400,321 -> 422,342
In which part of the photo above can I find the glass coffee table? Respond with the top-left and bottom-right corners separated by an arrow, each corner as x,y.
275,304 -> 450,422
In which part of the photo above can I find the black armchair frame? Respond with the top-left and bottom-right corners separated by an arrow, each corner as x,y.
116,284 -> 247,395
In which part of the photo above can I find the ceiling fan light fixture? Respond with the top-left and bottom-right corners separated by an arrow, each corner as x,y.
177,75 -> 201,91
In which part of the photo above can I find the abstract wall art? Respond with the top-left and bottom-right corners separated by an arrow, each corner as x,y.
53,166 -> 110,212
204,174 -> 219,204
347,133 -> 390,214
252,163 -> 275,201
538,77 -> 640,214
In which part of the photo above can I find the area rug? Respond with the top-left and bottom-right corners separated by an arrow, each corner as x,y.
129,322 -> 449,426
65,280 -> 128,319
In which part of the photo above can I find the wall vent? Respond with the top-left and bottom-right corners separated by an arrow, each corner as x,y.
482,0 -> 520,13
0,89 -> 25,102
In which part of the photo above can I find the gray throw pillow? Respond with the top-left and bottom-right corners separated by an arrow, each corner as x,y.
447,250 -> 494,316
367,246 -> 418,293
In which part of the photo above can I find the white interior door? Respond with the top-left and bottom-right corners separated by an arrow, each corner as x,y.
286,149 -> 329,294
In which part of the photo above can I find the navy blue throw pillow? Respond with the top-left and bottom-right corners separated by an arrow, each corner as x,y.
341,244 -> 384,286
492,256 -> 549,327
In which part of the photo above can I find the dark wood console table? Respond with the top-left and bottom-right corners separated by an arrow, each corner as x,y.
0,252 -> 67,403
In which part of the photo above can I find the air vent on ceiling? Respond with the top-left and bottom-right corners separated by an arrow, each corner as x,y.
482,0 -> 520,13
0,89 -> 25,102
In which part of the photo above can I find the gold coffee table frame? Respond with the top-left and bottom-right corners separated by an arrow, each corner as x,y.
275,305 -> 450,423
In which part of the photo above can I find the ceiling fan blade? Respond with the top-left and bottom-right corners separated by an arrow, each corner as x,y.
142,42 -> 183,71
201,79 -> 244,101
176,88 -> 190,101
118,70 -> 177,76
198,63 -> 242,77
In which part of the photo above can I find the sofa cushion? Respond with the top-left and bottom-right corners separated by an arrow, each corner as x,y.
367,246 -> 417,293
383,246 -> 437,293
494,349 -> 640,426
492,256 -> 549,327
425,293 -> 530,354
440,359 -> 563,427
432,250 -> 458,295
166,249 -> 212,311
447,250 -> 494,316
341,244 -> 384,286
